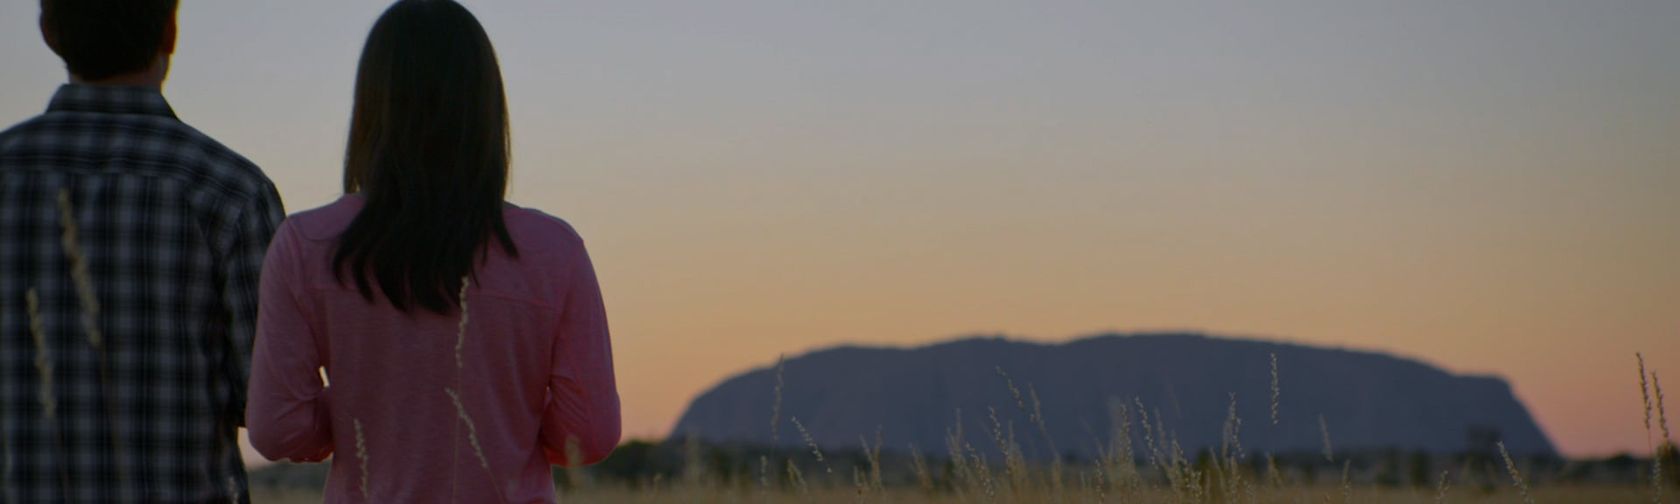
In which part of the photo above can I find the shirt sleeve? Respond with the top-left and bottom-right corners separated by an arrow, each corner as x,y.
219,182 -> 285,428
538,239 -> 622,465
246,220 -> 334,462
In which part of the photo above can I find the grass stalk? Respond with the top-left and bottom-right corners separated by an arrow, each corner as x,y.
1497,441 -> 1534,504
355,418 -> 370,500
1270,352 -> 1280,427
58,189 -> 130,501
1320,414 -> 1335,463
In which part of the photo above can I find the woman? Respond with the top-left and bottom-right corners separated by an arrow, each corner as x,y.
246,1 -> 620,502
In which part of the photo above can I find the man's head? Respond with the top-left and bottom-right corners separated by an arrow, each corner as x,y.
39,0 -> 179,84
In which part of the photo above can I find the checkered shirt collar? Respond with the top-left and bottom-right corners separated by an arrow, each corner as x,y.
46,83 -> 178,119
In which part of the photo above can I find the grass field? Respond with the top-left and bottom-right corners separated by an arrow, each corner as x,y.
29,206 -> 1679,502
237,350 -> 1676,502
248,484 -> 1651,503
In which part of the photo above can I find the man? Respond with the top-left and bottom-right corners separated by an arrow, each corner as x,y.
0,1 -> 282,501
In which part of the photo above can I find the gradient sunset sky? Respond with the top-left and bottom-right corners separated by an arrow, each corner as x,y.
2,0 -> 1676,458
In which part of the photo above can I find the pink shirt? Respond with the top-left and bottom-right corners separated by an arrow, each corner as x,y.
247,195 -> 620,503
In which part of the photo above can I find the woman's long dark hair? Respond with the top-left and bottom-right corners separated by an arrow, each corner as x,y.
334,0 -> 517,314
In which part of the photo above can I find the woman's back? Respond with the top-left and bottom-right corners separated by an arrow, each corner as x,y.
248,195 -> 619,503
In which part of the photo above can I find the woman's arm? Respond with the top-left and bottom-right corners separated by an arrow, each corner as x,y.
539,240 -> 621,465
246,221 -> 334,462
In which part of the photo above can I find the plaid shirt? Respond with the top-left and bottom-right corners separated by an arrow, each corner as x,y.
0,85 -> 283,503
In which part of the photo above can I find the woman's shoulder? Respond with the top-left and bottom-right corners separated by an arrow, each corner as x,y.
501,203 -> 587,255
282,194 -> 365,243
498,205 -> 596,295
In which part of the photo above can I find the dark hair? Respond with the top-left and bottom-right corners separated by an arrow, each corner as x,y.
334,0 -> 518,314
40,0 -> 178,80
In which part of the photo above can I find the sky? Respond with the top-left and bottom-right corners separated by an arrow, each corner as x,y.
2,0 -> 1677,458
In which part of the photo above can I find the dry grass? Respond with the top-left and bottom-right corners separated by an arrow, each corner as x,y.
1268,352 -> 1280,427
245,349 -> 1675,502
1496,441 -> 1533,504
251,485 -> 1653,503
353,418 -> 369,499
1319,413 -> 1334,463
26,289 -> 53,420
54,189 -> 132,493
32,213 -> 1673,501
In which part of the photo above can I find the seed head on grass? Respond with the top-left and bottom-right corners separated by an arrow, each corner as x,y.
1170,436 -> 1197,502
1265,454 -> 1283,488
1269,352 -> 1280,426
1220,392 -> 1249,501
1434,469 -> 1450,504
355,418 -> 370,500
1655,372 -> 1671,502
57,189 -> 129,494
1221,392 -> 1244,462
963,440 -> 999,500
987,406 -> 1026,493
445,387 -> 506,504
790,417 -> 832,475
863,428 -> 884,491
784,458 -> 809,495
1026,383 -> 1066,495
944,413 -> 968,489
1106,398 -> 1139,490
1641,354 -> 1654,443
909,444 -> 933,492
449,275 -> 471,501
26,289 -> 54,420
770,355 -> 785,444
454,276 -> 470,370
996,367 -> 1027,414
761,355 -> 787,495
57,190 -> 101,350
1320,414 -> 1334,462
1638,352 -> 1662,503
1497,441 -> 1534,504
1340,460 -> 1353,504
1028,383 -> 1055,453
1134,399 -> 1161,473
445,388 -> 489,472
1656,373 -> 1671,447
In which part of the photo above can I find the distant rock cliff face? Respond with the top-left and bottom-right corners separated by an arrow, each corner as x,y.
671,333 -> 1556,457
